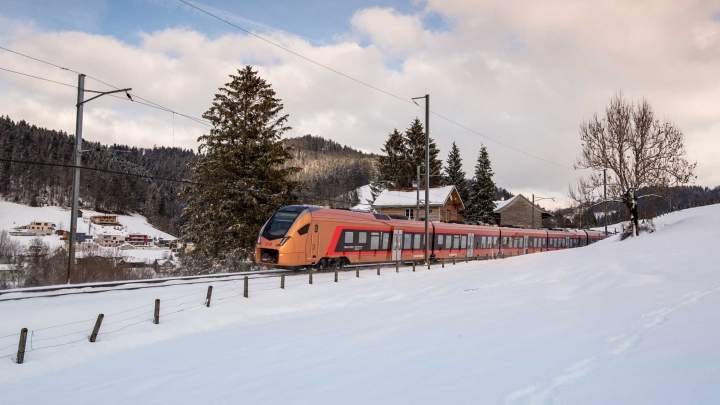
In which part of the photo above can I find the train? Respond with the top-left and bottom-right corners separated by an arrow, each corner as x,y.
255,205 -> 606,269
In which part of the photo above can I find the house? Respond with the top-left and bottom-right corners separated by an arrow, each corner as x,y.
90,215 -> 120,226
26,221 -> 56,236
126,234 -> 150,246
493,194 -> 551,228
372,185 -> 465,222
94,230 -> 125,247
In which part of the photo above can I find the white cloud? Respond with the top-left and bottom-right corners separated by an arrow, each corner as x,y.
1,0 -> 719,207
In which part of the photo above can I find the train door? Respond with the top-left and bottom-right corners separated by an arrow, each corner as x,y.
523,235 -> 529,255
391,229 -> 403,261
307,223 -> 319,263
467,233 -> 474,258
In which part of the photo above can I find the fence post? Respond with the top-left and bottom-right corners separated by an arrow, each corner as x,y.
412,261 -> 416,272
395,261 -> 399,273
280,274 -> 285,289
377,265 -> 381,276
243,276 -> 249,298
427,261 -> 431,270
16,328 -> 27,364
453,257 -> 456,266
153,299 -> 160,325
442,259 -> 445,268
356,268 -> 360,278
309,270 -> 313,285
334,269 -> 338,283
89,314 -> 104,342
205,286 -> 213,307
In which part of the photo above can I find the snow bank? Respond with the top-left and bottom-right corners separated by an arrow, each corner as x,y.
1,204 -> 720,404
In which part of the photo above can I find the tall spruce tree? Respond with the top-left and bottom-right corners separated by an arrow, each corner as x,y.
377,129 -> 410,188
404,118 -> 442,187
443,141 -> 468,202
181,66 -> 296,261
465,145 -> 496,224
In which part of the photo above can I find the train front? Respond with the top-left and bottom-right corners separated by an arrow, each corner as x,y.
255,205 -> 315,268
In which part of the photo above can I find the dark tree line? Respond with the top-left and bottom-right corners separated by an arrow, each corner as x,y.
0,116 -> 195,234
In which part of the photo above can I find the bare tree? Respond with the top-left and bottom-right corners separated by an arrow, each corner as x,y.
574,94 -> 695,236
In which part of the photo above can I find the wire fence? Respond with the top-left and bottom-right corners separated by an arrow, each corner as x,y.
0,258 -> 478,363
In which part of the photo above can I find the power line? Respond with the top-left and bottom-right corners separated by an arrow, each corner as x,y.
0,157 -> 371,206
0,66 -> 77,89
0,45 -> 211,127
176,0 -> 572,170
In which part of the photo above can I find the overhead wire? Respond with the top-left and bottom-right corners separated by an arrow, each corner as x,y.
176,0 -> 572,170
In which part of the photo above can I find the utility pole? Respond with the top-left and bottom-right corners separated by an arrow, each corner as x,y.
412,94 -> 430,264
603,168 -> 608,235
416,165 -> 421,220
531,193 -> 535,229
66,74 -> 85,284
65,74 -> 132,284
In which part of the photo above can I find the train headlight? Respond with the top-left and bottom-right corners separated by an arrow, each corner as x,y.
279,236 -> 291,246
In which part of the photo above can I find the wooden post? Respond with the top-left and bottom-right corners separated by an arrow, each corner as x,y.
395,261 -> 399,273
243,276 -> 249,298
334,269 -> 338,283
427,261 -> 430,270
89,314 -> 104,342
280,274 -> 285,289
442,260 -> 445,268
465,256 -> 468,263
309,270 -> 313,285
356,268 -> 359,278
16,328 -> 27,364
205,286 -> 213,307
153,299 -> 160,325
453,257 -> 456,266
412,261 -> 416,272
377,265 -> 381,276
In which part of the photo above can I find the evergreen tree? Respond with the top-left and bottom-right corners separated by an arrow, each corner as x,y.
377,129 -> 410,188
443,141 -> 468,202
181,66 -> 297,261
465,145 -> 496,224
404,118 -> 442,187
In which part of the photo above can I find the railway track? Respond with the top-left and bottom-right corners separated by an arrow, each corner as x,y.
0,259 -> 476,302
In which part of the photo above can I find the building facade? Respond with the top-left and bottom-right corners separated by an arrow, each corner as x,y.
371,185 -> 465,222
494,195 -> 550,228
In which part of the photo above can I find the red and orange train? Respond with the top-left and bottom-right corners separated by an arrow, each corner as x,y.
255,205 -> 605,269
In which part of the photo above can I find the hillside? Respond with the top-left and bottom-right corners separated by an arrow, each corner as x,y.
0,117 -> 375,233
2,204 -> 719,403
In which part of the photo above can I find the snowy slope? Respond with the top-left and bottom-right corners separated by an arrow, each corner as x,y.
0,199 -> 176,250
2,205 -> 720,404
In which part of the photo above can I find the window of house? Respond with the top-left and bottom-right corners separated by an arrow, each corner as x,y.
405,208 -> 414,220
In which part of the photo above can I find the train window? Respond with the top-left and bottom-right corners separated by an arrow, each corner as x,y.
413,234 -> 422,250
404,233 -> 412,250
436,235 -> 444,248
369,232 -> 380,250
344,231 -> 354,244
381,233 -> 390,250
358,232 -> 368,245
297,224 -> 309,235
461,235 -> 467,249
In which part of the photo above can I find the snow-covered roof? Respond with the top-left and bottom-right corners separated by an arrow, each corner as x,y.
493,195 -> 518,212
494,194 -> 550,214
372,186 -> 459,208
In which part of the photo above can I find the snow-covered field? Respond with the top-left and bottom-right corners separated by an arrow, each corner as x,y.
1,204 -> 720,404
0,200 -> 176,261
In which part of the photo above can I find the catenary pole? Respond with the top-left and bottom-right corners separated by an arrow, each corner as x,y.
67,73 -> 85,284
424,94 -> 430,264
416,165 -> 420,220
603,168 -> 608,235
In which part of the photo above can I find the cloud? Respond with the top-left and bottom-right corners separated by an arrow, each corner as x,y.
0,0 -> 719,205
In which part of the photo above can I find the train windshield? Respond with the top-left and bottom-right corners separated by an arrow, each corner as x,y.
261,206 -> 306,240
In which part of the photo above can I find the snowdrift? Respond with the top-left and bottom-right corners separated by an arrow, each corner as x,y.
1,204 -> 720,404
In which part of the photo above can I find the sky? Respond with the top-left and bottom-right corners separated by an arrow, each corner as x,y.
1,0 -> 719,209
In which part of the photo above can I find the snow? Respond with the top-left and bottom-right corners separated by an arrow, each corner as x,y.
494,195 -> 517,211
351,184 -> 375,211
0,200 -> 176,259
373,185 -> 455,207
2,204 -> 720,404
